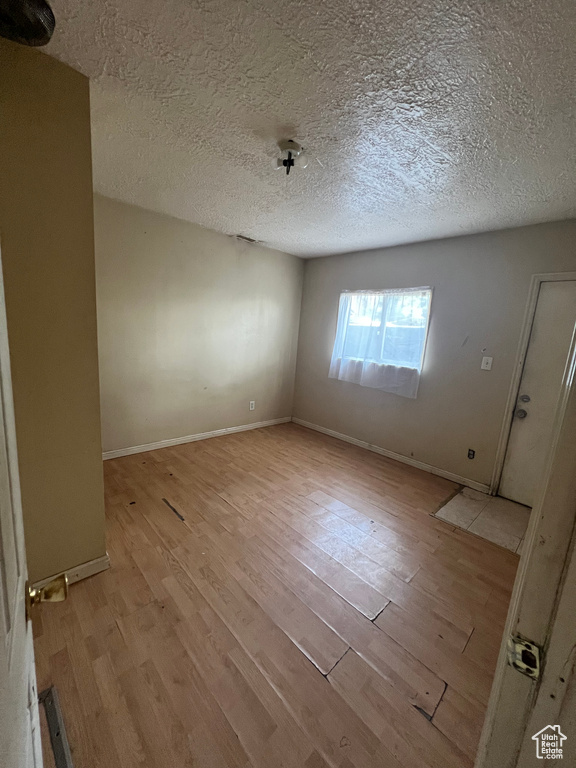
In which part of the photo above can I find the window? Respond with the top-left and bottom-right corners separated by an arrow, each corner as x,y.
328,287 -> 432,398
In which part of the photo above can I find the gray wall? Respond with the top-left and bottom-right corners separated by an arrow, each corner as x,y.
95,195 -> 303,453
293,220 -> 576,486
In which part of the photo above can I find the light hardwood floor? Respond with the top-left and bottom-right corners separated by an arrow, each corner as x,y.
33,423 -> 519,768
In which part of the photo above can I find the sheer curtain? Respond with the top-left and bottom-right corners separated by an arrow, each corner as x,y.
328,288 -> 432,399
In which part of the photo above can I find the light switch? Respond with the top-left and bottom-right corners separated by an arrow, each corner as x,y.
481,356 -> 493,371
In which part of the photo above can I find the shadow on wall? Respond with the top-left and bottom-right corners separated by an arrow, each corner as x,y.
94,194 -> 304,454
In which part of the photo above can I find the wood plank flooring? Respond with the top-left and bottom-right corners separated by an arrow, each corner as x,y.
33,423 -> 519,768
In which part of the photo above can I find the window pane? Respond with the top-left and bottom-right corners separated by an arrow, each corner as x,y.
381,291 -> 430,369
381,324 -> 426,367
343,293 -> 383,360
348,294 -> 382,327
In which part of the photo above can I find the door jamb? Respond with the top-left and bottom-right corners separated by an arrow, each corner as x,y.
489,271 -> 576,496
476,313 -> 576,767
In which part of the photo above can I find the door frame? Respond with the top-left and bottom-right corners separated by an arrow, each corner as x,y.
489,271 -> 576,496
476,304 -> 576,766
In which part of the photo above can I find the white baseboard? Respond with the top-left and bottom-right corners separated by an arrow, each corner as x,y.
291,417 -> 490,494
102,417 -> 292,460
33,553 -> 110,590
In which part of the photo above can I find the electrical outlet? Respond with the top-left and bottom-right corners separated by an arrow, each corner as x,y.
468,449 -> 475,459
249,400 -> 255,411
481,356 -> 493,371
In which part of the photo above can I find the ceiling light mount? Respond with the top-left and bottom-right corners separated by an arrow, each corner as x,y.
275,139 -> 308,176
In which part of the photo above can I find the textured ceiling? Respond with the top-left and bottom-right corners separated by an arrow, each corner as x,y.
45,0 -> 576,257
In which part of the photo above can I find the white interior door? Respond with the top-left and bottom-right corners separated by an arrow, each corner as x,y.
499,281 -> 576,507
0,251 -> 42,768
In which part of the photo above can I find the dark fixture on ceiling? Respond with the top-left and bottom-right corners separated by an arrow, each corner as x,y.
0,0 -> 55,46
274,140 -> 309,176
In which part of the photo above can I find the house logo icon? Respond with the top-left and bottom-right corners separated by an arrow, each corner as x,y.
532,725 -> 567,759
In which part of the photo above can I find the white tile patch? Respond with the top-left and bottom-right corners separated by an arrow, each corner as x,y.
436,493 -> 487,529
476,497 -> 532,539
461,487 -> 490,503
468,515 -> 524,552
435,491 -> 531,553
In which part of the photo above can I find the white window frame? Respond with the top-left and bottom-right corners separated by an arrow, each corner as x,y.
339,286 -> 433,371
328,286 -> 433,399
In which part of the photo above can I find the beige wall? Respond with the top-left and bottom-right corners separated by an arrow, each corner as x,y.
0,41 -> 106,583
294,221 -> 576,487
94,195 -> 303,453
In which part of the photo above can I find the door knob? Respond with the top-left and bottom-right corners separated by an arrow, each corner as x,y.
515,408 -> 528,419
519,394 -> 531,403
26,573 -> 68,620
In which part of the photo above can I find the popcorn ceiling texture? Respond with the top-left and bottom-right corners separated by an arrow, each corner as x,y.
45,0 -> 576,257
